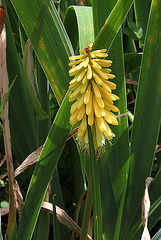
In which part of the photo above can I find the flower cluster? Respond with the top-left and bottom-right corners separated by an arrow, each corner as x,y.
68,43 -> 119,158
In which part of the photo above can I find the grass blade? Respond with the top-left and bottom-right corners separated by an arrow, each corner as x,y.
122,0 -> 161,237
64,6 -> 94,52
92,0 -> 129,238
11,0 -> 73,103
134,0 -> 152,41
88,126 -> 103,240
93,0 -> 134,50
16,92 -> 72,240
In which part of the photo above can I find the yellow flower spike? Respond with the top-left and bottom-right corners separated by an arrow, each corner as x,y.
102,68 -> 112,73
69,67 -> 81,76
111,93 -> 120,101
93,95 -> 104,118
83,57 -> 89,68
87,64 -> 92,79
86,92 -> 93,115
95,132 -> 105,149
93,72 -> 103,85
70,101 -> 78,114
91,59 -> 102,70
79,49 -> 87,55
69,78 -> 80,88
93,66 -> 109,79
84,84 -> 91,104
77,94 -> 85,109
101,81 -> 112,93
77,104 -> 85,121
70,109 -> 79,124
92,49 -> 107,53
69,55 -> 86,61
70,117 -> 79,126
69,78 -> 77,85
103,121 -> 115,139
104,100 -> 119,112
82,74 -> 88,85
88,111 -> 94,126
104,111 -> 118,125
81,81 -> 88,94
77,129 -> 84,139
104,111 -> 113,124
104,80 -> 116,90
68,43 -> 120,158
90,52 -> 96,58
69,81 -> 80,91
91,80 -> 101,98
95,96 -> 105,109
69,84 -> 82,99
92,52 -> 108,58
96,116 -> 107,133
76,69 -> 87,82
69,59 -> 84,67
107,73 -> 115,79
95,124 -> 105,147
79,114 -> 87,133
94,59 -> 112,67
108,111 -> 119,125
76,61 -> 87,71
99,86 -> 119,101
69,95 -> 79,103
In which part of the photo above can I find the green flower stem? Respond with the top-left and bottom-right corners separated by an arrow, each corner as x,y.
88,124 -> 103,239
80,174 -> 93,240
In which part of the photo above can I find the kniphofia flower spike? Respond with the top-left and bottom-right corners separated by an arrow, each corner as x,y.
69,43 -> 119,159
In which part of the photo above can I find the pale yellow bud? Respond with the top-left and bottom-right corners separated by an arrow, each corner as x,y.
84,84 -> 91,104
91,80 -> 101,98
77,104 -> 85,121
87,64 -> 92,79
94,59 -> 112,67
93,72 -> 103,85
77,94 -> 85,109
93,95 -> 103,118
86,92 -> 93,115
93,66 -> 109,79
76,69 -> 87,82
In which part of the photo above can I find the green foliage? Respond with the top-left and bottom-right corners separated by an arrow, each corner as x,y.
0,0 -> 161,239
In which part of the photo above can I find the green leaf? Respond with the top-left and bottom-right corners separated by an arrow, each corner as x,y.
16,92 -> 72,240
23,40 -> 48,119
124,21 -> 143,40
124,52 -> 142,73
11,0 -> 74,104
64,6 -> 94,52
52,197 -> 61,240
122,0 -> 161,238
99,32 -> 129,240
152,229 -> 161,240
134,0 -> 152,41
92,0 -> 130,239
4,0 -> 37,160
113,174 -> 128,240
149,169 -> 161,229
0,76 -> 17,119
88,126 -> 103,240
93,0 -> 134,50
80,167 -> 92,240
32,211 -> 50,240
